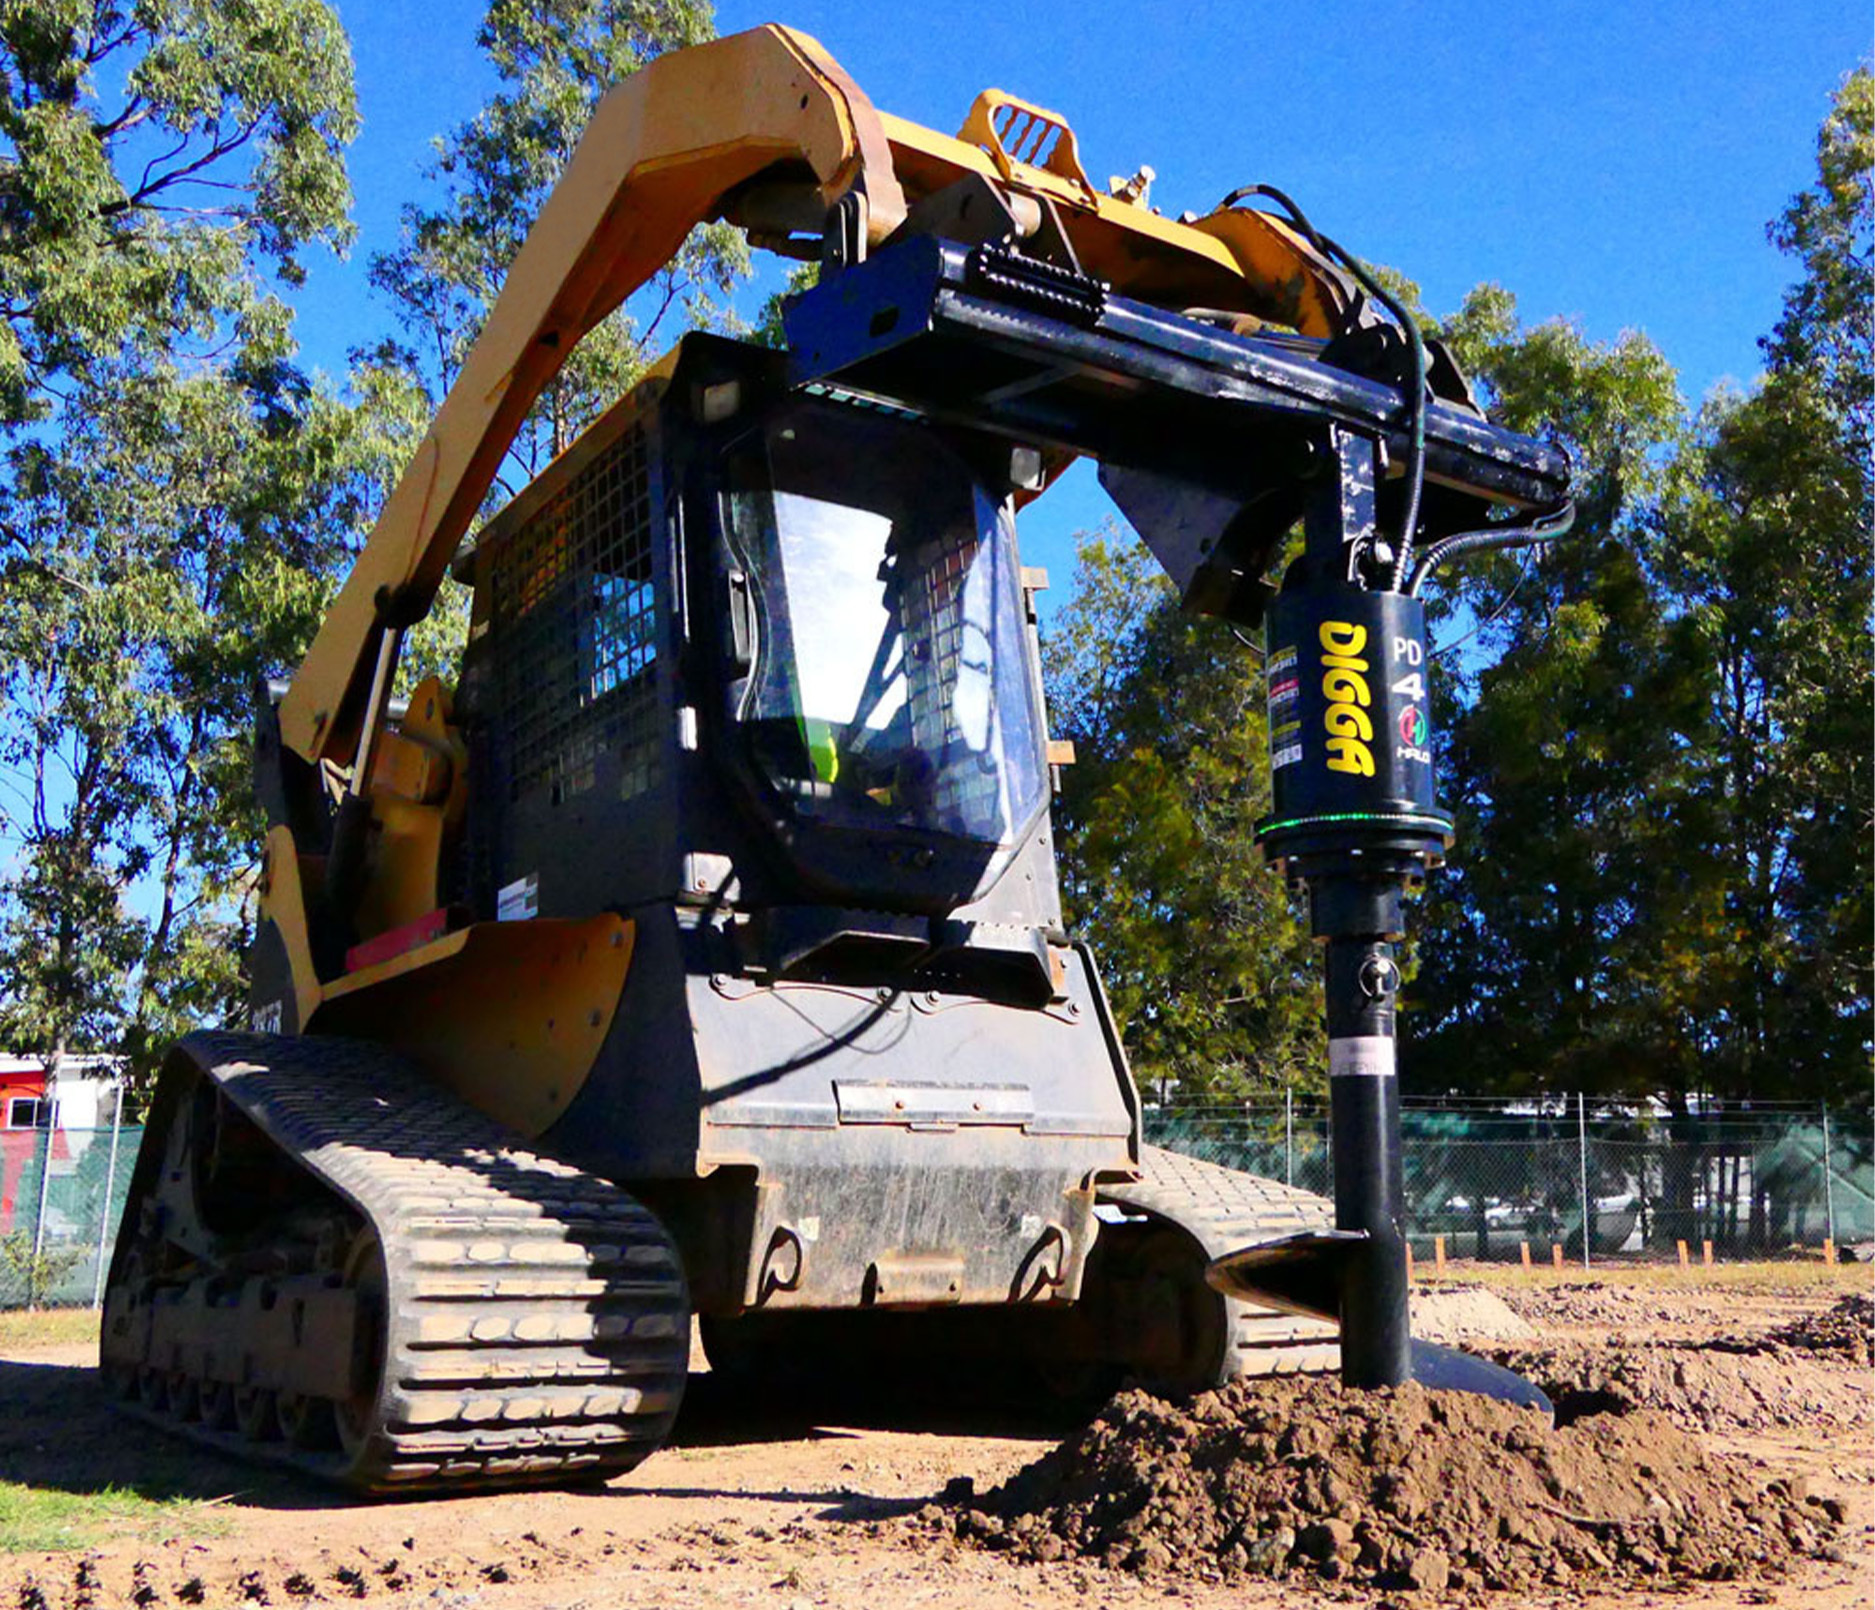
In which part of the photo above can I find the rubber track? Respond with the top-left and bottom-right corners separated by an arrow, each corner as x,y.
1100,1144 -> 1340,1378
110,1029 -> 689,1494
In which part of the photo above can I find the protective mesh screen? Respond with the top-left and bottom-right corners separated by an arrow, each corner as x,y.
487,414 -> 660,805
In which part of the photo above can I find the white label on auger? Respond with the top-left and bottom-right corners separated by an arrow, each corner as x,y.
1328,1036 -> 1396,1079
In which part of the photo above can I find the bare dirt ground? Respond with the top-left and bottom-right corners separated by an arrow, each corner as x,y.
0,1263 -> 1868,1610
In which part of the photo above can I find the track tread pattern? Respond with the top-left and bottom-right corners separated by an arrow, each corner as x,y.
108,1029 -> 688,1494
1102,1144 -> 1339,1378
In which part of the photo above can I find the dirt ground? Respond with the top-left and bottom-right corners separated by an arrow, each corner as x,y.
0,1263 -> 1868,1610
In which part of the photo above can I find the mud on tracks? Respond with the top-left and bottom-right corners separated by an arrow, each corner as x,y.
930,1375 -> 1844,1596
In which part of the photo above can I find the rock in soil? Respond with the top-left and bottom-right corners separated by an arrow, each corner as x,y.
1765,1294 -> 1873,1367
933,1375 -> 1839,1593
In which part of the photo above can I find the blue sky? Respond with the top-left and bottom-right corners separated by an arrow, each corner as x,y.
299,0 -> 1868,590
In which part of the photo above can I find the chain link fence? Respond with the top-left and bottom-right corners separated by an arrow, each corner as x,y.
0,1098 -> 1864,1309
1149,1098 -> 1872,1262
1,1119 -> 141,1309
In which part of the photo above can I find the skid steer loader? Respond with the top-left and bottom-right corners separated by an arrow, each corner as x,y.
101,24 -> 1568,1491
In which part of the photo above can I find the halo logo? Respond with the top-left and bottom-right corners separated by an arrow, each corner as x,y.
1398,705 -> 1428,747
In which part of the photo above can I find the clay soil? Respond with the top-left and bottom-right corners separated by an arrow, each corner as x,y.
0,1264 -> 1868,1610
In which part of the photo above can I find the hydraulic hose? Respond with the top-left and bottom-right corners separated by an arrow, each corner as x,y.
1217,184 -> 1428,591
1406,500 -> 1577,596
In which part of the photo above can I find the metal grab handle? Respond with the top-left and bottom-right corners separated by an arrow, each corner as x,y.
957,89 -> 1101,208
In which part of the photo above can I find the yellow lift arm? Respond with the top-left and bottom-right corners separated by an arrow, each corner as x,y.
281,22 -> 1364,770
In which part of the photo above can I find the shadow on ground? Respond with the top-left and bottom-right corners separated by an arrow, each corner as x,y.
0,1357 -> 319,1510
0,1357 -> 1080,1511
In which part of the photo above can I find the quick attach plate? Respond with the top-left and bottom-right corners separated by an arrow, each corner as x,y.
781,234 -> 1571,511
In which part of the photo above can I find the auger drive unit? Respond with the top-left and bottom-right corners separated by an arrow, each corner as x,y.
102,25 -> 1570,1491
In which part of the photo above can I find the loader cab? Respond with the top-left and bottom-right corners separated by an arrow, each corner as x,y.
457,334 -> 1065,986
709,389 -> 1050,911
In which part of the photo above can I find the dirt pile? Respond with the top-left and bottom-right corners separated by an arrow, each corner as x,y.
1411,1287 -> 1535,1344
935,1376 -> 1839,1594
1495,1280 -> 1692,1333
1497,1304 -> 1874,1435
1500,1342 -> 1871,1434
1767,1293 -> 1873,1366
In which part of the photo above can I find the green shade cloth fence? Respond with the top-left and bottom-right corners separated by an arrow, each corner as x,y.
1147,1101 -> 1871,1261
2,1103 -> 1866,1308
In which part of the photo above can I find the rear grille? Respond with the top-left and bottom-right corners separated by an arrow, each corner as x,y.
487,414 -> 661,805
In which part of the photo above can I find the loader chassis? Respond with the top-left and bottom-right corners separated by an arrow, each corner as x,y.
103,22 -> 1567,1491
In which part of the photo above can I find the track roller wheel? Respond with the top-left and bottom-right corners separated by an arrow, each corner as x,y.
278,1393 -> 338,1450
234,1385 -> 280,1442
166,1372 -> 201,1422
333,1229 -> 386,1465
199,1380 -> 237,1431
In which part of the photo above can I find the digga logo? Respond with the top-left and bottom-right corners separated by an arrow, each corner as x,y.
1319,621 -> 1374,776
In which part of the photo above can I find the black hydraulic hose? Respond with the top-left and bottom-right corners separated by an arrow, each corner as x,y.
1217,184 -> 1428,591
1406,500 -> 1577,596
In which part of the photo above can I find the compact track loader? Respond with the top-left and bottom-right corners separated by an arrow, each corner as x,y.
102,25 -> 1569,1492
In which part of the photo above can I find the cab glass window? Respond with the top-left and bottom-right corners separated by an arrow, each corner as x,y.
722,403 -> 1047,848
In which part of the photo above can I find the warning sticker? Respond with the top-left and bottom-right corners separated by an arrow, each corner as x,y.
497,873 -> 540,922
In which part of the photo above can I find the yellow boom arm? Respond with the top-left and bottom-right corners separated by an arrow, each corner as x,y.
282,22 -> 1362,767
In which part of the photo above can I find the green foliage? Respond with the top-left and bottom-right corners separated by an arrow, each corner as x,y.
0,358 -> 406,1068
1763,68 -> 1873,432
0,6 -> 362,1073
0,1230 -> 83,1307
754,261 -> 819,349
0,0 -> 358,425
1404,70 -> 1872,1106
0,4 -> 753,1080
1045,524 -> 1324,1100
1627,67 -> 1873,1104
1406,296 -> 1709,1098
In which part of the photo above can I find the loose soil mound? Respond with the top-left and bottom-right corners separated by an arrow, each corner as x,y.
1499,1305 -> 1874,1435
1767,1293 -> 1873,1366
937,1377 -> 1838,1595
1411,1287 -> 1535,1344
1495,1280 -> 1690,1332
1501,1342 -> 1871,1434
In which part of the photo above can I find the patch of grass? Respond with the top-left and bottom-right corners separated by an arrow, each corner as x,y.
0,1308 -> 97,1351
0,1482 -> 229,1554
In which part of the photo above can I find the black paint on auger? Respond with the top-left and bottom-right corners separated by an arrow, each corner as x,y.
1249,449 -> 1548,1413
1254,555 -> 1443,1392
1259,585 -> 1451,866
1323,925 -> 1411,1389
